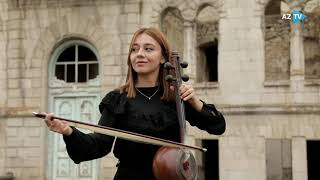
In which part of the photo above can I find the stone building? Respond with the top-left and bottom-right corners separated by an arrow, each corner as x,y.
0,0 -> 319,180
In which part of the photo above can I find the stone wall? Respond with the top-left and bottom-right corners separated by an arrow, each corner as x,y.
4,117 -> 44,179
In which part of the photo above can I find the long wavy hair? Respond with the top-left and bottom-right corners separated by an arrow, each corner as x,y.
119,27 -> 175,102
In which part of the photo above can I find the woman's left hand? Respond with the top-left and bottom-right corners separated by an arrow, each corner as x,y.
179,84 -> 196,102
179,84 -> 203,112
170,84 -> 203,112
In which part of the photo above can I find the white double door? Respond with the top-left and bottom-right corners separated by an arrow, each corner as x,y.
50,96 -> 100,180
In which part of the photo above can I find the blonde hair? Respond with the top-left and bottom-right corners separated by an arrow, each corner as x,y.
119,27 -> 175,101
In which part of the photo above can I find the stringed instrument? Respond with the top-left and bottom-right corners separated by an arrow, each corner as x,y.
152,51 -> 198,180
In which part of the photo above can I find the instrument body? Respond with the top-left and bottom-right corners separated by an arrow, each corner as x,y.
153,147 -> 197,180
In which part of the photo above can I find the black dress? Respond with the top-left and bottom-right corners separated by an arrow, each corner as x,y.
63,86 -> 226,180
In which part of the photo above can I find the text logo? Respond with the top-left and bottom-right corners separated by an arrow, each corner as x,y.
282,9 -> 307,24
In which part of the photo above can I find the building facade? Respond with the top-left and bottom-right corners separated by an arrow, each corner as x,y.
0,0 -> 319,179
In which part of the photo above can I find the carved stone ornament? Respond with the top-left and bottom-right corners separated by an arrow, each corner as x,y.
49,76 -> 100,88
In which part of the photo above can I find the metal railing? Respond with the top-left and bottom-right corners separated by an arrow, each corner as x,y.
0,172 -> 14,180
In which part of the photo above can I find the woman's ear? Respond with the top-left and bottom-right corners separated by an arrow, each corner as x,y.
160,58 -> 165,64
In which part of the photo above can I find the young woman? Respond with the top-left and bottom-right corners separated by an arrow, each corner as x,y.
44,27 -> 226,180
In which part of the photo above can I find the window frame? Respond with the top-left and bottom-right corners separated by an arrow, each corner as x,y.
49,39 -> 100,84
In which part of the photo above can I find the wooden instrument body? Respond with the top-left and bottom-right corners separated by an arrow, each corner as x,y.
153,147 -> 196,180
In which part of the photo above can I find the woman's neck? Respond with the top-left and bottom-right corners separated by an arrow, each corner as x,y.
136,74 -> 159,87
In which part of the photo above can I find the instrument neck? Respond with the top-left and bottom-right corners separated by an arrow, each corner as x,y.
173,58 -> 186,143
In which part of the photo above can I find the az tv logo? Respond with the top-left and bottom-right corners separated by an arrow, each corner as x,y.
282,9 -> 307,24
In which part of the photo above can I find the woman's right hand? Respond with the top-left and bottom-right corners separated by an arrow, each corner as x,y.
44,113 -> 73,136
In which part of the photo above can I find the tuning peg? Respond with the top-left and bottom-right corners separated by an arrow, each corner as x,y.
164,62 -> 174,69
165,75 -> 176,82
181,74 -> 189,82
180,61 -> 188,68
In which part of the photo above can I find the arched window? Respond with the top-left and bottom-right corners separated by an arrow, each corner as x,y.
264,0 -> 290,81
54,41 -> 99,83
265,0 -> 280,15
196,5 -> 219,83
161,8 -> 184,56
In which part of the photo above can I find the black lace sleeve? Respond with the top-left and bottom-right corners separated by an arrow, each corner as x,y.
185,100 -> 226,135
63,91 -> 121,164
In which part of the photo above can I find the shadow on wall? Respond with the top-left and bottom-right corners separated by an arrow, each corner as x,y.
0,172 -> 15,180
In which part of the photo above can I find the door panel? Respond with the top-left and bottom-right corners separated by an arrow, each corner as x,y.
52,96 -> 99,180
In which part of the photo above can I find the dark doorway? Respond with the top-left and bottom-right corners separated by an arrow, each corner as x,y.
202,140 -> 219,180
307,140 -> 320,180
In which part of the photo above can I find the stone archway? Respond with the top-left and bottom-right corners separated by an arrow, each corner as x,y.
149,0 -> 224,24
149,0 -> 198,26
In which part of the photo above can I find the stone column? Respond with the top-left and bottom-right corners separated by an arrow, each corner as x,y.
183,20 -> 195,82
0,2 -> 8,174
292,136 -> 308,180
7,8 -> 24,108
284,0 -> 306,83
0,120 -> 5,178
0,2 -> 7,109
120,0 -> 141,82
290,21 -> 305,80
287,5 -> 306,104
